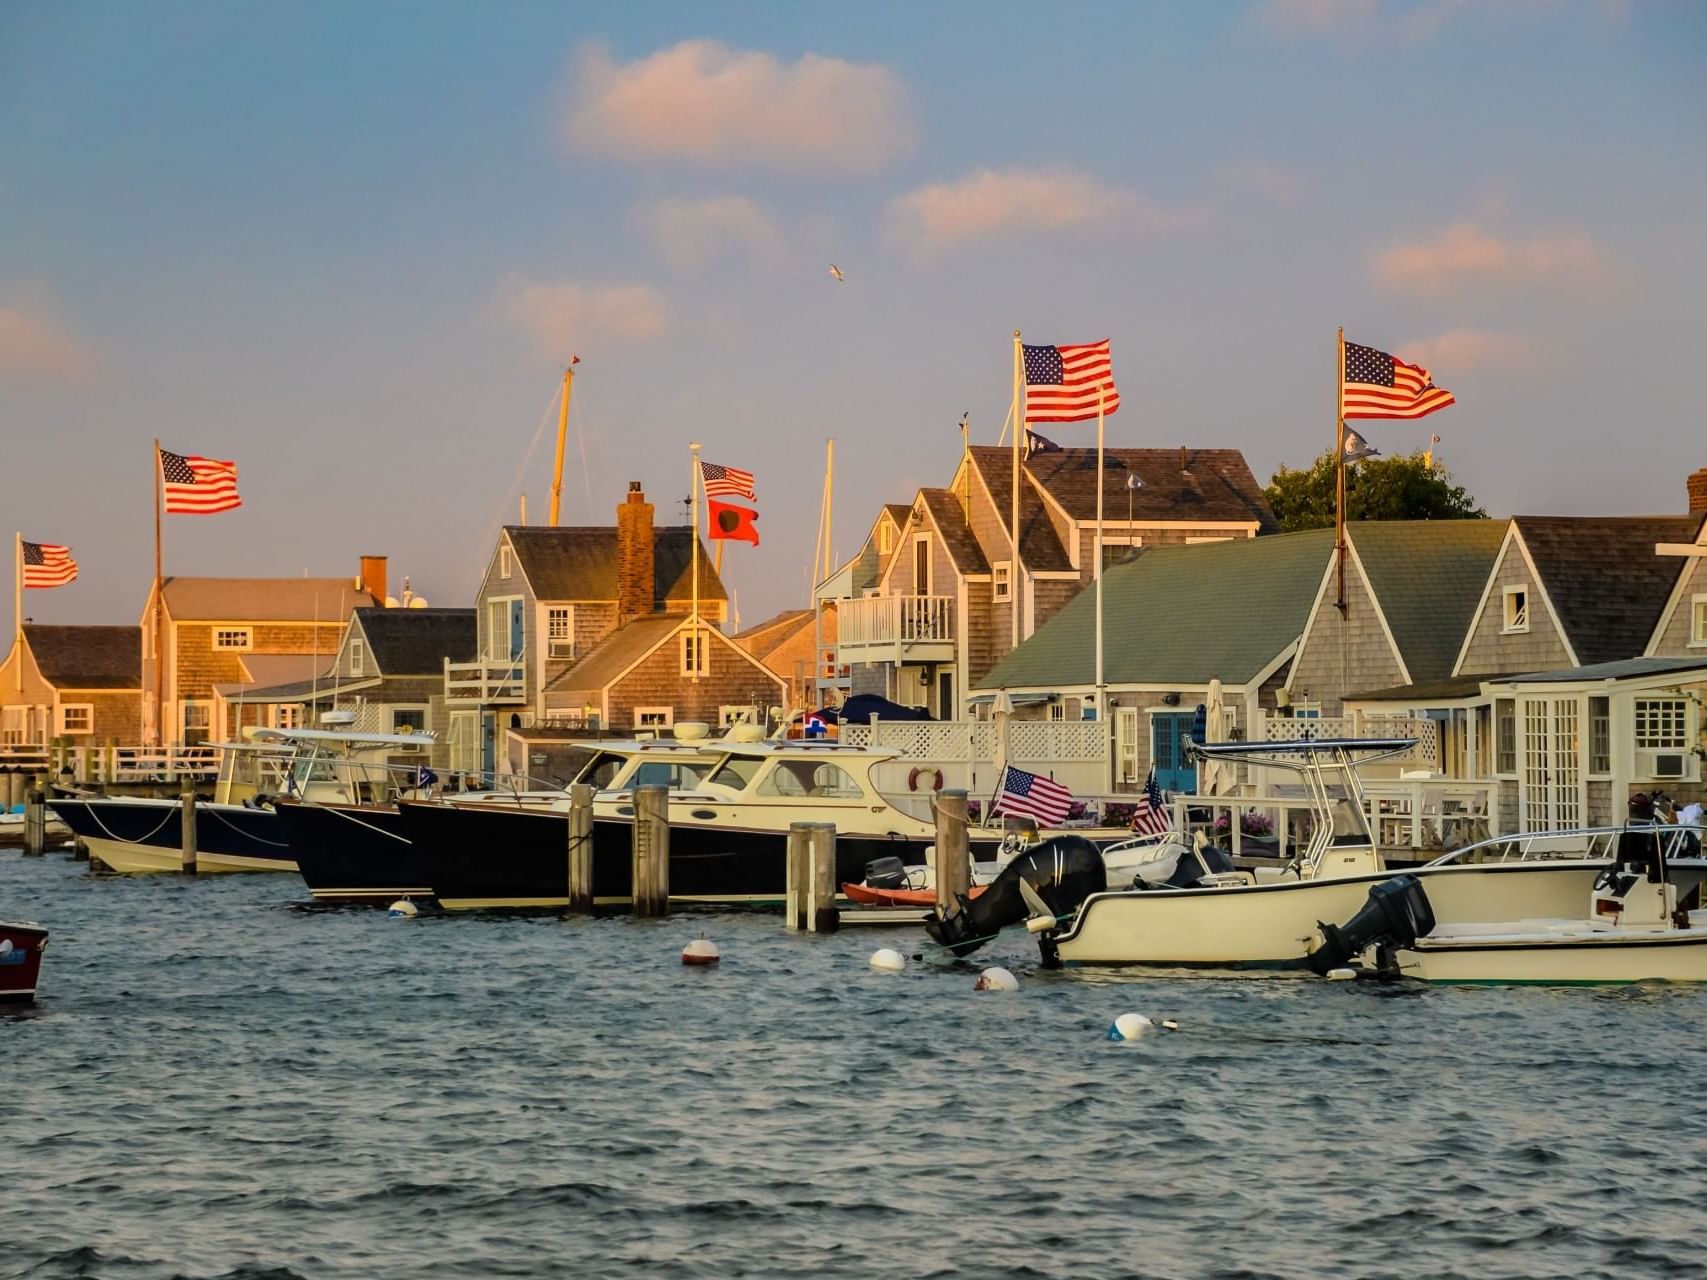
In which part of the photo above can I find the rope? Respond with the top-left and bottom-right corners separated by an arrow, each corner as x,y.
201,805 -> 293,848
322,804 -> 412,844
81,802 -> 178,847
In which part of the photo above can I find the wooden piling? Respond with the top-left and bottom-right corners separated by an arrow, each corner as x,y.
934,789 -> 971,918
631,784 -> 669,916
180,787 -> 198,874
785,822 -> 813,930
23,779 -> 47,856
567,782 -> 595,912
807,822 -> 839,933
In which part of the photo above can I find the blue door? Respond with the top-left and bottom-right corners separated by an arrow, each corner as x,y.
509,599 -> 525,660
1151,713 -> 1197,794
481,712 -> 497,780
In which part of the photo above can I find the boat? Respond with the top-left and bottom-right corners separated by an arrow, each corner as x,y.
927,739 -> 1707,969
1311,822 -> 1707,984
49,725 -> 437,874
842,881 -> 989,908
0,921 -> 49,1003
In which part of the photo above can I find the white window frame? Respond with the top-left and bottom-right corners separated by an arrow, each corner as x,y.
181,700 -> 212,743
391,705 -> 430,735
499,543 -> 513,580
1494,696 -> 1517,776
546,605 -> 575,659
2,705 -> 29,744
719,705 -> 752,727
273,704 -> 303,730
349,637 -> 364,677
913,535 -> 932,595
1501,586 -> 1529,634
878,523 -> 895,555
1691,594 -> 1707,648
993,561 -> 1012,602
1588,695 -> 1611,777
1634,697 -> 1689,750
634,706 -> 674,730
58,703 -> 94,735
680,630 -> 708,677
213,627 -> 252,651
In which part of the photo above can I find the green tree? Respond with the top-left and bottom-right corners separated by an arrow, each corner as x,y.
1264,449 -> 1486,533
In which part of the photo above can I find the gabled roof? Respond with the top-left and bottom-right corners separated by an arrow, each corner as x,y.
918,488 -> 990,576
883,503 -> 913,527
353,607 -> 476,675
504,526 -> 726,604
1012,446 -> 1274,529
1514,515 -> 1705,666
160,577 -> 375,621
545,615 -> 689,693
22,625 -> 140,689
1350,520 -> 1508,684
734,608 -> 815,662
977,529 -> 1335,689
966,447 -> 1073,571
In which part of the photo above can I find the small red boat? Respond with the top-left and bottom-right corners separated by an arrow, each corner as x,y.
841,882 -> 988,909
0,922 -> 49,1004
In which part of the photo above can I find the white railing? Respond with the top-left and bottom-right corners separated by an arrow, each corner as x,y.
444,654 -> 527,704
1259,714 -> 1439,771
837,595 -> 955,653
844,718 -> 1108,818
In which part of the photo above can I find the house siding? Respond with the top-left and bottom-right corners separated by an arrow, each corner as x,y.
1651,555 -> 1707,655
1033,579 -> 1082,633
1458,543 -> 1574,675
590,634 -> 785,732
1288,567 -> 1404,714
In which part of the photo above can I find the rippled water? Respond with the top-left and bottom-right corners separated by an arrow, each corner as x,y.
6,848 -> 1707,1280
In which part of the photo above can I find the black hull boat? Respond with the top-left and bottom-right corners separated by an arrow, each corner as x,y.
274,800 -> 426,903
399,800 -> 931,910
48,798 -> 295,874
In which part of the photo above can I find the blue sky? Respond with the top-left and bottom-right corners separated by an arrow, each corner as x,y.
3,1 -> 1703,625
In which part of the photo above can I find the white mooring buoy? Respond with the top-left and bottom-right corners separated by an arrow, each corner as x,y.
1107,1012 -> 1155,1042
974,966 -> 1018,992
681,937 -> 721,966
387,899 -> 418,919
1325,967 -> 1357,982
869,947 -> 906,973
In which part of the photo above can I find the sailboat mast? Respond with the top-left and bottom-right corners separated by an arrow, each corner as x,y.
549,362 -> 574,526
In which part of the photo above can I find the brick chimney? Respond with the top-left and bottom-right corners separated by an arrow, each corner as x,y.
359,555 -> 388,605
616,482 -> 654,624
1689,467 -> 1707,515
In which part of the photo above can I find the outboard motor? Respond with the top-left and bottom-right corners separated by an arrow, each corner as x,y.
862,856 -> 908,891
1307,874 -> 1436,976
924,836 -> 1104,960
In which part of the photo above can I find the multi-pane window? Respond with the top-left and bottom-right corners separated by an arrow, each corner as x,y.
1588,696 -> 1611,774
349,638 -> 364,676
1495,697 -> 1517,774
274,705 -> 302,730
59,705 -> 92,734
635,707 -> 673,729
547,606 -> 574,658
1634,698 -> 1689,750
1693,596 -> 1707,646
213,627 -> 252,650
993,562 -> 1011,602
1502,588 -> 1528,634
393,709 -> 427,734
680,631 -> 708,676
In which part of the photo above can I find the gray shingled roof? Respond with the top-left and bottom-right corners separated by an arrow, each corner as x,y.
545,615 -> 690,693
967,447 -> 1073,571
354,607 -> 476,675
23,625 -> 141,689
1019,446 -> 1276,529
1350,519 -> 1509,684
977,529 -> 1336,689
505,526 -> 726,605
1516,515 -> 1706,666
1500,655 -> 1707,684
919,488 -> 990,576
162,577 -> 375,621
734,609 -> 814,662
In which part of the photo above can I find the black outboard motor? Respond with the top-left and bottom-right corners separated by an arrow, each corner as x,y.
1307,874 -> 1436,976
925,836 -> 1105,959
863,856 -> 908,891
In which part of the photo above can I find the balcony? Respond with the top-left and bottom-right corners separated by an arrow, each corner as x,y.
445,655 -> 527,705
836,594 -> 955,664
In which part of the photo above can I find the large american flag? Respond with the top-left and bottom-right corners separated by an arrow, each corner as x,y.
1342,341 -> 1456,420
995,764 -> 1074,827
1024,340 -> 1120,423
160,449 -> 242,514
700,461 -> 756,501
1129,766 -> 1170,836
21,540 -> 77,589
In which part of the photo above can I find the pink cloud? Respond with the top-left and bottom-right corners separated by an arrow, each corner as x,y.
0,305 -> 93,381
887,167 -> 1195,252
1400,329 -> 1536,374
502,279 -> 670,357
564,40 -> 912,173
1373,222 -> 1612,295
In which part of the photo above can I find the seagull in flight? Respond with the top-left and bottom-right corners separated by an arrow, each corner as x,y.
828,264 -> 845,283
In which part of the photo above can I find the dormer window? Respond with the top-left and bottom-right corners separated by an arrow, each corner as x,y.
1501,586 -> 1528,634
499,544 -> 513,580
349,637 -> 364,677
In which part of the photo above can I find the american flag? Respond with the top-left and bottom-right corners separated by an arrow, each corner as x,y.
160,449 -> 242,514
21,540 -> 77,589
1023,340 -> 1120,423
700,461 -> 756,501
995,764 -> 1074,827
1129,766 -> 1170,836
1342,341 -> 1456,421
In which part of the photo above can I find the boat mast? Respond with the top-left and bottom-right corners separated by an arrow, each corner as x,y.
548,359 -> 576,527
153,437 -> 164,744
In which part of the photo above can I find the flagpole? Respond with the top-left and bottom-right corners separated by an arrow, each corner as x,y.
1094,385 -> 1105,720
1010,330 -> 1022,651
14,533 -> 22,693
822,437 -> 834,585
153,437 -> 165,744
1334,327 -> 1348,613
690,441 -> 701,682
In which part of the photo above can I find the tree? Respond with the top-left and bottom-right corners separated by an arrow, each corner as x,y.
1264,449 -> 1486,533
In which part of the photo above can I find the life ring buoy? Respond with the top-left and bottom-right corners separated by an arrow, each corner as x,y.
908,766 -> 944,792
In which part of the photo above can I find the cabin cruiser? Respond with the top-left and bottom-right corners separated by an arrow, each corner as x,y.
50,724 -> 438,874
927,739 -> 1706,969
0,920 -> 48,1003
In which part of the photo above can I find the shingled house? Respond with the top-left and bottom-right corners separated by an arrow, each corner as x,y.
0,625 -> 142,746
835,443 -> 1274,718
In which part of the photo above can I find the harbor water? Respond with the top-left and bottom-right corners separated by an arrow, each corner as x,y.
6,849 -> 1707,1280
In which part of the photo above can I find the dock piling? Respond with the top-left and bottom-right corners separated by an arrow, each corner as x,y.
785,822 -> 813,930
567,782 -> 595,912
807,822 -> 839,933
933,789 -> 971,918
631,784 -> 669,916
180,787 -> 198,874
23,777 -> 47,856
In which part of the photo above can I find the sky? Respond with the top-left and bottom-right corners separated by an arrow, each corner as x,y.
3,0 -> 1704,628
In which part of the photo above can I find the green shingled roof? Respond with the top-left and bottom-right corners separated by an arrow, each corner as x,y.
1348,519 -> 1508,684
977,528 -> 1336,690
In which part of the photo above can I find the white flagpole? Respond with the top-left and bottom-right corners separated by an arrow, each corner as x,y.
690,441 -> 702,682
1011,331 -> 1022,651
1095,384 -> 1105,716
14,533 -> 22,693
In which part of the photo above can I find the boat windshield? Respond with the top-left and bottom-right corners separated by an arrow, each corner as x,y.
1323,788 -> 1375,848
575,751 -> 634,788
755,759 -> 866,800
706,757 -> 764,792
627,760 -> 712,789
